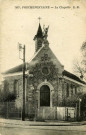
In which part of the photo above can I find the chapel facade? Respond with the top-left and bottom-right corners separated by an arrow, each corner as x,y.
2,23 -> 86,120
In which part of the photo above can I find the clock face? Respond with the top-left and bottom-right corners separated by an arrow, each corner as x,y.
42,67 -> 49,75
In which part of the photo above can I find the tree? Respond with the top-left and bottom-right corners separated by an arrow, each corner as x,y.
73,59 -> 84,79
73,41 -> 86,80
81,42 -> 86,70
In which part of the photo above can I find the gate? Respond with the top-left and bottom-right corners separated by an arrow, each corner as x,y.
37,107 -> 56,120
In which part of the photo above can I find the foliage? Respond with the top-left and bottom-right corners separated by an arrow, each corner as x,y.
63,92 -> 83,107
0,91 -> 16,102
0,80 -> 16,102
81,94 -> 86,111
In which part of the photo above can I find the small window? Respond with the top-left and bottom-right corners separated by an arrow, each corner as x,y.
14,80 -> 19,96
4,80 -> 9,92
42,67 -> 49,75
66,83 -> 69,97
71,84 -> 73,95
75,87 -> 77,94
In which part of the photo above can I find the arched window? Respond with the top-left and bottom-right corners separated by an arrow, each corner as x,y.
14,80 -> 19,96
75,86 -> 77,94
66,83 -> 69,97
71,84 -> 73,95
40,85 -> 50,106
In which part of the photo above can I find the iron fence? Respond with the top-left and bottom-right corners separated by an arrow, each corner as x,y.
0,102 -> 21,119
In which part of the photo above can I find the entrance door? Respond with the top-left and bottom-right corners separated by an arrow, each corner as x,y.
37,85 -> 55,120
40,85 -> 50,107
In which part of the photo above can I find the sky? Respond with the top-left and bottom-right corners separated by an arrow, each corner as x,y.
0,0 -> 86,83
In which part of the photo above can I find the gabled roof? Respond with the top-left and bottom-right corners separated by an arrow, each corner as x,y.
2,45 -> 86,85
3,62 -> 29,74
2,45 -> 45,75
29,44 -> 63,68
3,63 -> 85,84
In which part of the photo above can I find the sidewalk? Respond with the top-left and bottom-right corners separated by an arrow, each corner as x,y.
0,118 -> 86,126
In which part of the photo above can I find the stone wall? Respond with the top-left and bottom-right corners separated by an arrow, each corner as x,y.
3,70 -> 84,119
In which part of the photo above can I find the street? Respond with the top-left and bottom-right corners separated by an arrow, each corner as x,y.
0,125 -> 86,135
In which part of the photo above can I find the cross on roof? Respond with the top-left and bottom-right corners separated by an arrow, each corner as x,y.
38,17 -> 41,23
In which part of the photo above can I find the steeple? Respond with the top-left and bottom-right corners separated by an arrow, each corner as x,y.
34,23 -> 43,40
37,23 -> 43,38
34,23 -> 43,53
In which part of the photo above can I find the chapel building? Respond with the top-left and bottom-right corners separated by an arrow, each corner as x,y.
2,23 -> 86,120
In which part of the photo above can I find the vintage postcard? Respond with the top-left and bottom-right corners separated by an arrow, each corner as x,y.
0,0 -> 86,135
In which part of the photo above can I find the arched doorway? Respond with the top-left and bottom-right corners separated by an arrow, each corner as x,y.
40,85 -> 50,106
37,82 -> 55,120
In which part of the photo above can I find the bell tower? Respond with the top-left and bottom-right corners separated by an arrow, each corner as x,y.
34,17 -> 49,53
34,17 -> 43,53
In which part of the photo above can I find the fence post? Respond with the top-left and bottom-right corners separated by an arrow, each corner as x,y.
21,107 -> 22,120
6,102 -> 8,119
76,103 -> 77,121
67,108 -> 68,121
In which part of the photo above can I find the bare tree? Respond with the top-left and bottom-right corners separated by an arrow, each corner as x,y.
73,41 -> 86,80
73,59 -> 84,78
81,42 -> 86,67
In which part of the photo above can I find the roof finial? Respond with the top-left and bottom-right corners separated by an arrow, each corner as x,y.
38,17 -> 41,23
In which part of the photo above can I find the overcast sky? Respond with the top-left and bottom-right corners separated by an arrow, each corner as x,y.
0,0 -> 86,83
